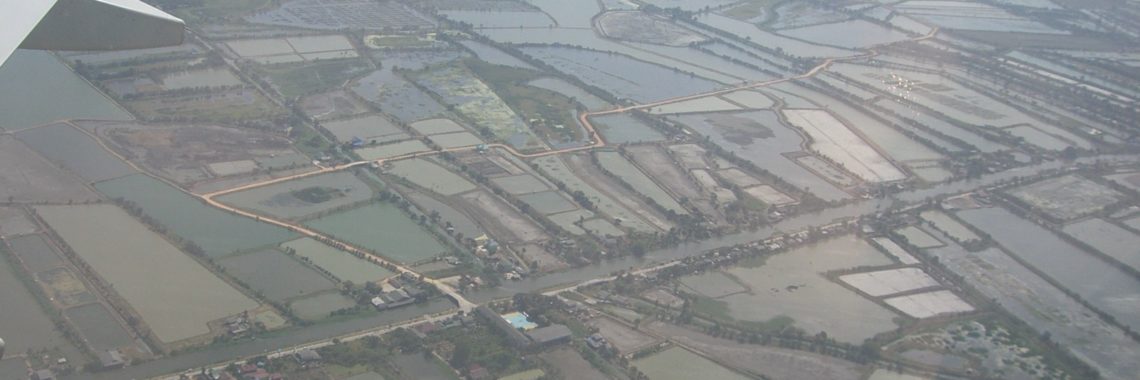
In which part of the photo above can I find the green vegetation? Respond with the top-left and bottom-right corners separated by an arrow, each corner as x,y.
164,0 -> 273,25
430,324 -> 529,376
261,59 -> 373,99
464,59 -> 583,142
365,35 -> 435,49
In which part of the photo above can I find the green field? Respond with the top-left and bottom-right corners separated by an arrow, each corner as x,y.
261,59 -> 374,99
306,203 -> 449,264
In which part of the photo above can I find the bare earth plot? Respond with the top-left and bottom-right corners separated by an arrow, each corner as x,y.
839,268 -> 940,297
459,190 -> 549,243
323,115 -> 406,143
883,290 -> 975,319
589,316 -> 658,354
782,109 -> 906,183
386,158 -> 477,196
0,136 -> 99,203
632,346 -> 752,380
37,205 -> 257,343
1008,175 -> 1124,221
644,321 -> 864,380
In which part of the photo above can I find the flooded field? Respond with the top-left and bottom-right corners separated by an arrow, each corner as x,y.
1008,175 -> 1124,221
406,192 -> 483,238
596,151 -> 687,215
779,20 -> 912,49
306,203 -> 448,264
65,303 -> 134,351
532,156 -> 656,233
708,235 -> 898,343
411,65 -> 542,150
0,136 -> 100,203
1062,219 -> 1140,272
37,204 -> 258,343
355,139 -> 430,161
633,346 -> 750,380
247,0 -> 434,30
219,172 -> 376,220
0,50 -> 130,130
958,207 -> 1140,331
591,114 -> 665,144
0,207 -> 36,237
870,237 -> 921,265
219,249 -> 336,302
6,234 -> 63,273
351,69 -> 447,123
518,46 -> 720,103
95,174 -> 297,257
783,109 -> 906,183
924,242 -> 1140,380
894,226 -> 945,248
0,246 -> 78,359
289,292 -> 357,321
919,210 -> 980,243
386,158 -> 477,196
323,115 -> 406,143
282,238 -> 395,284
16,123 -> 135,182
644,321 -> 865,380
672,111 -> 850,201
517,191 -> 577,215
694,13 -> 854,58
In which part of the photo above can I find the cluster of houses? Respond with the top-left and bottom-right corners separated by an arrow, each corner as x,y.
370,272 -> 428,310
476,306 -> 572,350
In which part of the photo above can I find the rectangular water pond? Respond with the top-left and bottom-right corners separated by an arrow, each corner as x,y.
306,203 -> 449,264
37,204 -> 258,343
282,238 -> 396,284
95,174 -> 297,257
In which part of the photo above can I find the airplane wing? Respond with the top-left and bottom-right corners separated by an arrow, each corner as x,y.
1,0 -> 184,67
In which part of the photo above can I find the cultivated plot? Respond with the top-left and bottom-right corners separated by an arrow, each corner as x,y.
37,205 -> 258,343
